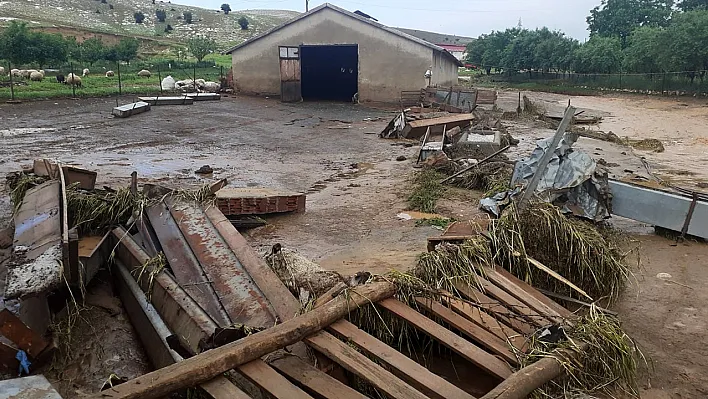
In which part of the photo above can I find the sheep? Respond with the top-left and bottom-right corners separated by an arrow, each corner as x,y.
29,71 -> 44,81
10,69 -> 21,77
19,69 -> 29,79
25,69 -> 38,78
65,73 -> 82,87
39,70 -> 45,77
82,68 -> 90,77
0,67 -> 4,76
137,69 -> 151,78
56,74 -> 65,84
202,81 -> 220,93
105,70 -> 115,77
195,78 -> 206,89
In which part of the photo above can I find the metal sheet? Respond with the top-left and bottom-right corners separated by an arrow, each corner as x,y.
167,200 -> 277,329
0,375 -> 63,399
146,203 -> 231,327
609,180 -> 708,239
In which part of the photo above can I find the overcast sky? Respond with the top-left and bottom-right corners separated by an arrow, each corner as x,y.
174,0 -> 600,40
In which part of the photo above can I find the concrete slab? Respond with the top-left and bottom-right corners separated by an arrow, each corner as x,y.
0,375 -> 63,399
187,93 -> 221,101
138,96 -> 194,106
112,102 -> 151,118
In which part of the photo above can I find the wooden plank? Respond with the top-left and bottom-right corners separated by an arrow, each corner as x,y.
407,114 -> 474,129
414,298 -> 518,365
90,281 -> 398,399
201,378 -> 252,399
239,360 -> 313,399
479,266 -> 565,324
305,331 -> 430,399
452,283 -> 535,335
442,295 -> 527,351
328,320 -> 474,399
271,356 -> 367,399
492,268 -> 575,319
474,279 -> 552,327
0,309 -> 50,358
378,299 -> 512,380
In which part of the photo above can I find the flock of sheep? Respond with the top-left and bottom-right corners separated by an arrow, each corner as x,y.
1,66 -> 153,87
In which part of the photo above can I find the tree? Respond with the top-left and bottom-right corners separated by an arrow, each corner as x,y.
80,37 -> 106,66
657,10 -> 708,80
623,26 -> 663,72
587,0 -> 674,48
0,21 -> 33,66
27,31 -> 69,68
114,37 -> 139,65
464,28 -> 520,74
186,35 -> 217,62
183,11 -> 193,24
574,36 -> 623,73
156,9 -> 167,22
165,24 -> 174,33
677,0 -> 708,9
134,11 -> 145,23
221,4 -> 231,14
238,16 -> 249,30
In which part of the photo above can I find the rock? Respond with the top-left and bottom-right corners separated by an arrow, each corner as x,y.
0,226 -> 12,249
422,151 -> 449,167
195,165 -> 214,174
396,156 -> 407,162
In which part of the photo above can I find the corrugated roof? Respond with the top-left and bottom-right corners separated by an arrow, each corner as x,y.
223,3 -> 463,67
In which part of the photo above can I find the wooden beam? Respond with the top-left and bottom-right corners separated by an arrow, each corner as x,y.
414,298 -> 518,365
452,283 -> 535,335
327,320 -> 474,399
305,331 -> 430,399
481,355 -> 572,399
474,279 -> 552,327
238,360 -> 313,399
378,299 -> 512,380
89,282 -> 397,399
492,268 -> 575,319
271,356 -> 367,399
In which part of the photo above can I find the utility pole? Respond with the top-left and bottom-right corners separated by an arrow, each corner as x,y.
306,0 -> 309,12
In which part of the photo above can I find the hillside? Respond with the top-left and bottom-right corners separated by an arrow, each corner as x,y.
0,0 -> 300,47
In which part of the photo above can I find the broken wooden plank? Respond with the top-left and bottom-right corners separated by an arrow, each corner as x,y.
378,299 -> 512,380
145,202 -> 231,327
414,298 -> 518,365
452,283 -> 535,335
474,278 -> 552,327
238,359 -> 313,399
90,281 -> 397,399
112,101 -> 151,118
32,160 -> 97,190
167,199 -> 277,329
305,331 -> 430,399
403,113 -> 475,139
138,96 -> 194,106
327,320 -> 474,399
0,309 -> 50,359
271,356 -> 367,399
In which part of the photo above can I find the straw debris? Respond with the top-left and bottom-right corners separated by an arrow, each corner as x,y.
407,168 -> 446,213
6,172 -> 49,213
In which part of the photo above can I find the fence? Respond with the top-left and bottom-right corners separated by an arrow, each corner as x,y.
0,59 -> 228,101
477,70 -> 708,96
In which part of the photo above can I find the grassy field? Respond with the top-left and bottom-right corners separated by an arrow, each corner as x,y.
0,54 -> 232,100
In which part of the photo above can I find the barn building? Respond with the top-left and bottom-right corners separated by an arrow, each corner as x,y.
224,4 -> 463,103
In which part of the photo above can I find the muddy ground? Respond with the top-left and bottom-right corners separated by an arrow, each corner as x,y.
0,91 -> 707,397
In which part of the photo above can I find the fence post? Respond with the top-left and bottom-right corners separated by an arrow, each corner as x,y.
117,62 -> 122,95
619,71 -> 622,90
662,72 -> 666,96
8,62 -> 15,101
70,62 -> 76,98
193,63 -> 197,92
158,66 -> 162,95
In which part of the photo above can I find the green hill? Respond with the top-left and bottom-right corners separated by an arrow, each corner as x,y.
0,0 -> 299,47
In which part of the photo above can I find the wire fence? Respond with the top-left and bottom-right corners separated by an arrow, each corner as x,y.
0,59 -> 229,101
475,70 -> 708,96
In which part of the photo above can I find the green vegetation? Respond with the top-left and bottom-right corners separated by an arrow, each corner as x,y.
186,36 -> 217,62
221,3 -> 231,15
238,16 -> 249,30
0,22 -> 69,68
183,11 -> 193,24
415,217 -> 454,229
407,169 -> 446,213
134,11 -> 145,24
155,9 -> 167,23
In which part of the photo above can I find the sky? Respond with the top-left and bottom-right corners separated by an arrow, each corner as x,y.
175,0 -> 601,40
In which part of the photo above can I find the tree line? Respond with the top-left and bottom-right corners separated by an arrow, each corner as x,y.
466,0 -> 708,78
0,21 -> 139,69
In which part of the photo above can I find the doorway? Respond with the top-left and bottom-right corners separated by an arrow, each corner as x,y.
300,45 -> 358,101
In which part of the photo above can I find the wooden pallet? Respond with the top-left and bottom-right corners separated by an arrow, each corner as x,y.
108,225 -> 575,399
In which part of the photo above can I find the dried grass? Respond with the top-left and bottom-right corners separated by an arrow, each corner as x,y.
407,169 -> 446,213
7,172 -> 49,213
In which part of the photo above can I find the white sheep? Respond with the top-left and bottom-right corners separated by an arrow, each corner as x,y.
195,78 -> 206,89
105,70 -> 115,77
0,67 -> 5,76
137,69 -> 151,78
19,69 -> 29,79
65,73 -> 82,87
29,71 -> 44,81
10,69 -> 21,77
82,68 -> 90,77
39,70 -> 45,77
202,81 -> 220,93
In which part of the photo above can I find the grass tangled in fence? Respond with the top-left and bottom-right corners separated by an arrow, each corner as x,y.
524,305 -> 642,398
489,203 -> 630,305
407,169 -> 447,213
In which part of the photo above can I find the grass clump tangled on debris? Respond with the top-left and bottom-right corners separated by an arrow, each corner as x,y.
490,203 -> 629,305
407,168 -> 446,213
524,306 -> 643,398
66,185 -> 145,235
6,172 -> 49,213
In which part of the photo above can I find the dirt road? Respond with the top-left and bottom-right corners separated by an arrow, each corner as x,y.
1,92 -> 707,397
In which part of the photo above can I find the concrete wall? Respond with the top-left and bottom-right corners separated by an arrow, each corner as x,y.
431,50 -> 458,87
230,8 -> 458,102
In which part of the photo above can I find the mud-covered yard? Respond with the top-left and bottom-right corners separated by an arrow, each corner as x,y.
0,92 -> 707,397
